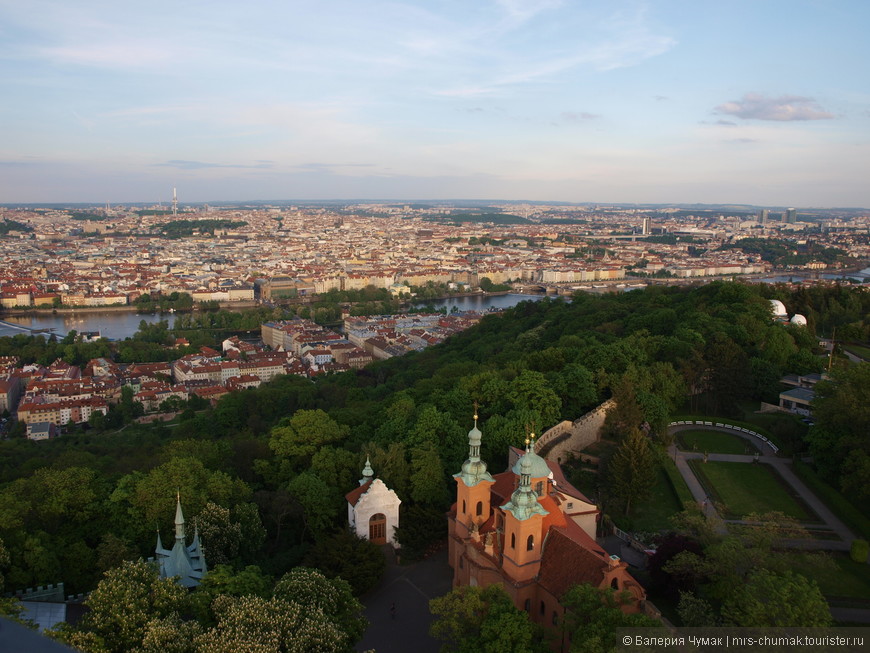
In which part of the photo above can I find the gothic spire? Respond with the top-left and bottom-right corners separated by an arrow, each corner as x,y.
174,492 -> 185,542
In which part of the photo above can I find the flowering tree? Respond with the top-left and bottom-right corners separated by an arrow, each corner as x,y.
55,560 -> 189,653
272,567 -> 367,647
194,594 -> 345,653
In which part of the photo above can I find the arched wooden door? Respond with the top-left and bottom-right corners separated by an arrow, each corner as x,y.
369,513 -> 387,544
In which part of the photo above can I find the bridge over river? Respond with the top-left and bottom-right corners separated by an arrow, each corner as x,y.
0,319 -> 68,339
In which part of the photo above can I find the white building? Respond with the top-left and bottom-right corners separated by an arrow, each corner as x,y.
345,458 -> 401,547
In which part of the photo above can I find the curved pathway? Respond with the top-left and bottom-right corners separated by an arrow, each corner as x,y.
667,425 -> 856,551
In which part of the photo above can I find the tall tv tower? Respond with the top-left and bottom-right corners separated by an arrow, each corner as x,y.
172,187 -> 178,217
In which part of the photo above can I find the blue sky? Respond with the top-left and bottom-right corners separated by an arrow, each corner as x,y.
1,0 -> 868,206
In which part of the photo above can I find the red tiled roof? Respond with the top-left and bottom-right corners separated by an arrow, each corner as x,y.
345,479 -> 373,506
537,524 -> 610,600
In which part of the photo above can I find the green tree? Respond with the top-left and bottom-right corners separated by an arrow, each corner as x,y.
287,471 -> 340,540
194,502 -> 243,566
303,530 -> 385,596
410,441 -> 450,507
110,457 -> 251,544
665,511 -> 834,604
429,584 -> 548,653
507,370 -> 562,430
606,429 -> 656,515
676,591 -> 719,627
808,363 -> 870,496
561,584 -> 660,653
269,409 -> 350,469
601,376 -> 644,440
721,569 -> 831,627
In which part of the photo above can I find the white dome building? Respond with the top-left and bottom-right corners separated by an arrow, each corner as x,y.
790,314 -> 808,326
769,299 -> 788,317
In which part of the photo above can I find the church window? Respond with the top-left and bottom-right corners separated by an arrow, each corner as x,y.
611,577 -> 619,590
552,611 -> 558,625
540,600 -> 545,616
535,481 -> 543,496
510,533 -> 516,549
462,500 -> 466,514
524,599 -> 530,612
476,501 -> 483,516
527,534 -> 534,551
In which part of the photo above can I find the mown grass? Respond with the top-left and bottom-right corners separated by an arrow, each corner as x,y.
800,552 -> 870,600
689,460 -> 816,522
793,460 -> 870,540
614,459 -> 686,533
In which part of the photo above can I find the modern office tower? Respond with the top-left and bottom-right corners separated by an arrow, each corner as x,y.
172,187 -> 178,217
641,216 -> 651,235
758,209 -> 769,225
783,208 -> 797,223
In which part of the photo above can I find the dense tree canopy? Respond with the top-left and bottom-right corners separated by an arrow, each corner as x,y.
0,281 -> 865,643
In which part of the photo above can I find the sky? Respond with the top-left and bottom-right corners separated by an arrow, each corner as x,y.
1,0 -> 868,207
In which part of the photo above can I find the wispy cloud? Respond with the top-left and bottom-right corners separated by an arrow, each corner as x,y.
715,93 -> 834,121
154,160 -> 273,170
294,163 -> 375,170
561,111 -> 600,122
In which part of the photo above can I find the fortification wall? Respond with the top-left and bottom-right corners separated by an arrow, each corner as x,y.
536,399 -> 614,462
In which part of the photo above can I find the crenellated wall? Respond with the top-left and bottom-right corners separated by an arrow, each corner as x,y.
535,399 -> 614,462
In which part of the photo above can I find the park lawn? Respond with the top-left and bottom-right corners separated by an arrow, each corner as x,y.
677,429 -> 759,455
800,553 -> 870,600
691,461 -> 814,522
844,343 -> 870,360
614,463 -> 683,533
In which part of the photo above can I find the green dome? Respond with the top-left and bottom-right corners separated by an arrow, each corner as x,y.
512,450 -> 550,479
467,424 -> 482,447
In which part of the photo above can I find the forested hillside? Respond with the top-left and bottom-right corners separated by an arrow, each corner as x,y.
0,282 -> 867,641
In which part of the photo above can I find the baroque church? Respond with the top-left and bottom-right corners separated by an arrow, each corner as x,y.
155,495 -> 207,588
448,413 -> 645,645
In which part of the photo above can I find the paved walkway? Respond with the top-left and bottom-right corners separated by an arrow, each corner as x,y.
668,425 -> 857,551
356,546 -> 454,653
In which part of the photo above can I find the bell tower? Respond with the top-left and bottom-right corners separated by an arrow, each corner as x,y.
501,437 -> 548,582
454,406 -> 495,531
450,407 -> 495,582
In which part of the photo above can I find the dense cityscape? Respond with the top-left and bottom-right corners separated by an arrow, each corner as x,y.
1,202 -> 868,309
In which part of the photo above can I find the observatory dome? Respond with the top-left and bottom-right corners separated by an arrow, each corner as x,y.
790,314 -> 807,326
769,299 -> 788,317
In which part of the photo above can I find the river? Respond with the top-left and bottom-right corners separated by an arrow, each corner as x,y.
0,311 -> 176,340
0,294 -> 545,341
415,293 -> 545,313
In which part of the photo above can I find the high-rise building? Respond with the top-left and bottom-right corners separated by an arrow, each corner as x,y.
758,209 -> 769,225
641,217 -> 651,235
783,208 -> 797,224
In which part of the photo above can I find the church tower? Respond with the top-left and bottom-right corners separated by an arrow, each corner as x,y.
500,437 -> 548,582
454,408 -> 495,532
449,409 -> 496,583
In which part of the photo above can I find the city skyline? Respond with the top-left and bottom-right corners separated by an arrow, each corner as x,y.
1,1 -> 869,206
